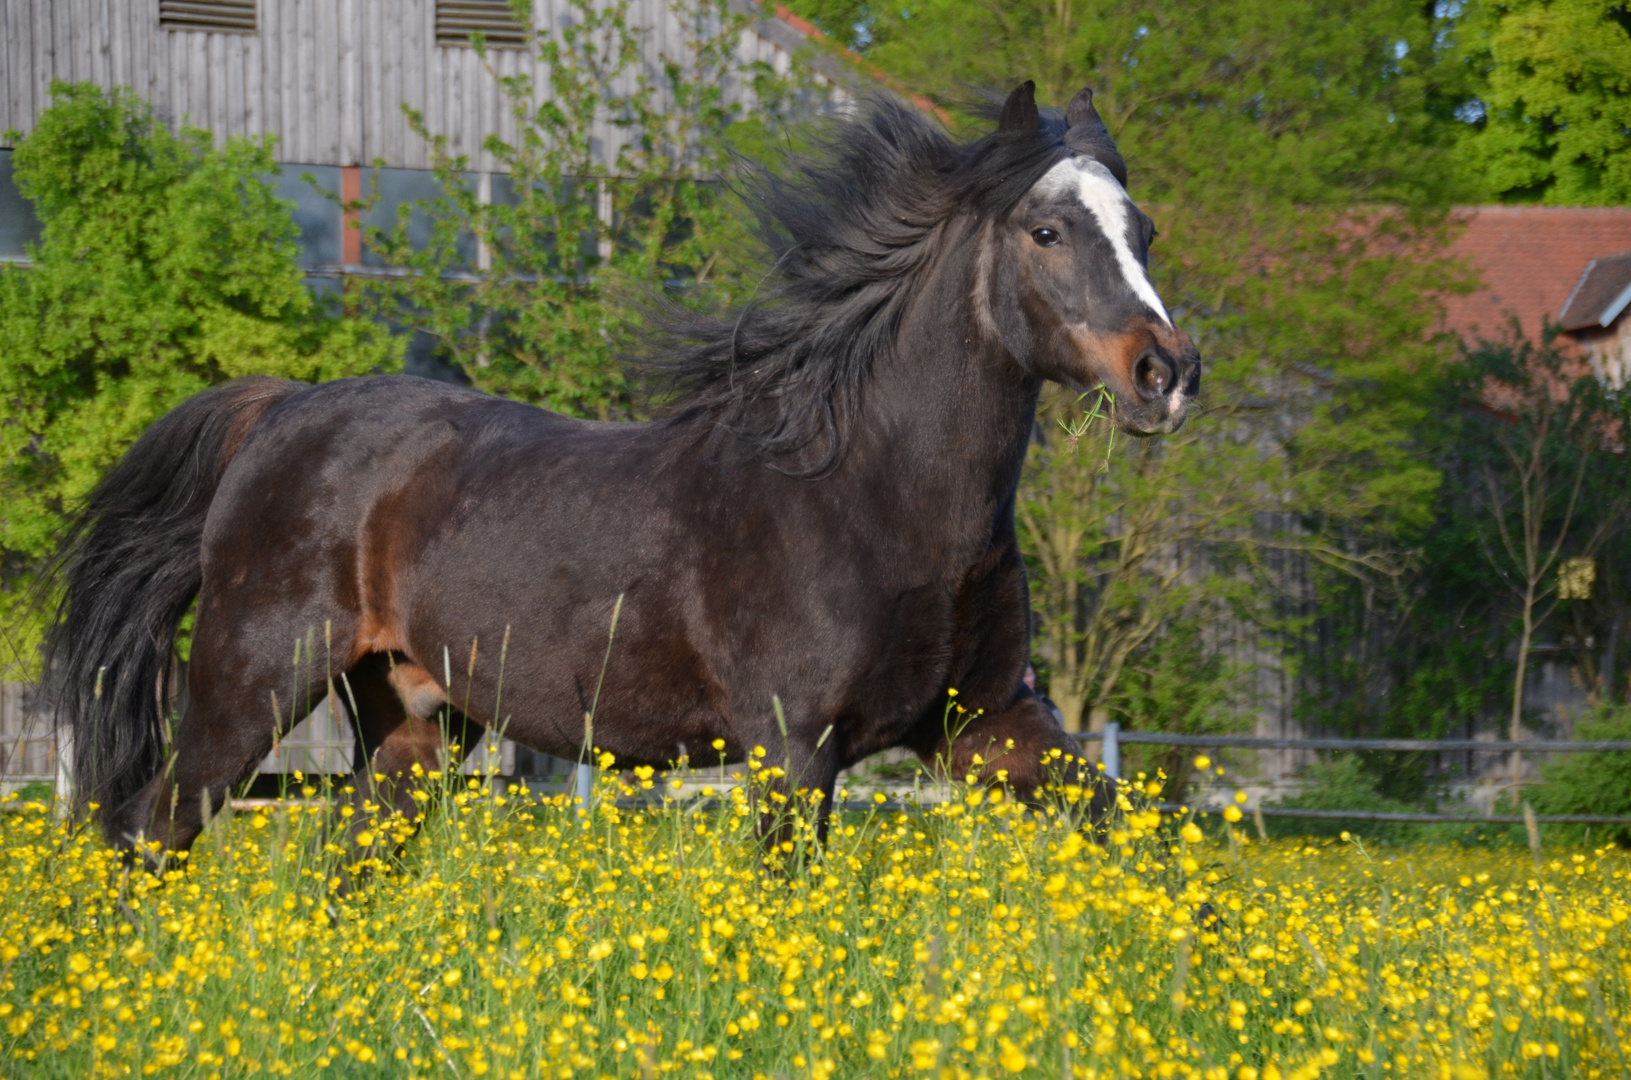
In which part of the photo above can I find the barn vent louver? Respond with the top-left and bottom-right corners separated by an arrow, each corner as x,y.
159,0 -> 257,33
436,0 -> 530,48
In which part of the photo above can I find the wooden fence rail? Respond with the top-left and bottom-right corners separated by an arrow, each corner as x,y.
1202,806 -> 1631,826
1078,723 -> 1631,826
1074,730 -> 1631,753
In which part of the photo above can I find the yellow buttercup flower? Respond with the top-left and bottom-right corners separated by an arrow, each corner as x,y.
0,752 -> 1623,1080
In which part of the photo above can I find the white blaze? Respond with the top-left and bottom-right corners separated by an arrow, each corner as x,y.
1040,157 -> 1172,327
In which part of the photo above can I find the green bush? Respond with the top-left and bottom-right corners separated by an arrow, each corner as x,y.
0,82 -> 399,670
1267,754 -> 1423,842
1529,707 -> 1631,845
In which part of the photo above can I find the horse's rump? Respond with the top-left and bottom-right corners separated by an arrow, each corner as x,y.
45,377 -> 303,823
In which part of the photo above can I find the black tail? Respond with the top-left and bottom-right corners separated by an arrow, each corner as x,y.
42,377 -> 302,833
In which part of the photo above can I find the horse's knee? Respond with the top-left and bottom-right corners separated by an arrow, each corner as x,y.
102,771 -> 214,876
369,714 -> 445,774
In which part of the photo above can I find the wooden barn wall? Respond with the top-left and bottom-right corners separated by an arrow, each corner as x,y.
0,0 -> 812,169
0,683 -> 53,781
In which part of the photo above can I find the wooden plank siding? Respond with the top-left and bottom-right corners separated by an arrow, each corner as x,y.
0,0 -> 839,170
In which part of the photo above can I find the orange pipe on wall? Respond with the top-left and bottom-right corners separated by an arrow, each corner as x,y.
341,164 -> 362,266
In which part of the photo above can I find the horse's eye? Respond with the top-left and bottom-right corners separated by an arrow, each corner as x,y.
1030,227 -> 1061,248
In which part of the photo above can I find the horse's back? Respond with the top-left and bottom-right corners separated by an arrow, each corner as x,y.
243,374 -> 577,454
197,376 -> 600,639
218,373 -> 618,499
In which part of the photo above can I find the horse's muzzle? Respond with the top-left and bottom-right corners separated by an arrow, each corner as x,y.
1118,339 -> 1200,436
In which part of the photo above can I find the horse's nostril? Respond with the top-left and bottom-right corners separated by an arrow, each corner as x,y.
1133,351 -> 1172,401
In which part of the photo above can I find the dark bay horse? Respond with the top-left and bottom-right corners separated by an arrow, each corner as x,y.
46,82 -> 1198,859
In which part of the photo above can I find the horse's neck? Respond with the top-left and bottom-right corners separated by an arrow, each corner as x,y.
841,258 -> 1039,564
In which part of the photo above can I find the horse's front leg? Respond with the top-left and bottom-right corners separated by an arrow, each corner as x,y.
911,692 -> 1111,821
745,721 -> 842,868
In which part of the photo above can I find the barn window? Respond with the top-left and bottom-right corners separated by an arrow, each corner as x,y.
159,0 -> 258,34
436,0 -> 531,49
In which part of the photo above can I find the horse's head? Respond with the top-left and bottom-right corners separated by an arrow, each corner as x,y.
980,82 -> 1199,435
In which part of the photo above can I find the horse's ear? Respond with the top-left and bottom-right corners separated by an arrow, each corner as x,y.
998,81 -> 1040,133
1065,87 -> 1102,130
1063,85 -> 1128,186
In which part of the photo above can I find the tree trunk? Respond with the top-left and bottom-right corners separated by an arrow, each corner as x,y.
1059,692 -> 1086,736
1510,584 -> 1536,793
1602,616 -> 1619,703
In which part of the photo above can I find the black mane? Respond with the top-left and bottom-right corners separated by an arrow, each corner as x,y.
646,96 -> 1070,477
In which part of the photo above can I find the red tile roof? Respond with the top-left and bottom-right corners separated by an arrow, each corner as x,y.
1441,206 -> 1631,344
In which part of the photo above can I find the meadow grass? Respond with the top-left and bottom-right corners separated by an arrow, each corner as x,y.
1,759 -> 1629,1080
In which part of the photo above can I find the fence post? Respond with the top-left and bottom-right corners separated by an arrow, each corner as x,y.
575,762 -> 593,810
1102,722 -> 1120,781
53,720 -> 73,821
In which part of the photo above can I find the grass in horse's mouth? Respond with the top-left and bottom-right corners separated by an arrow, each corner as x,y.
0,766 -> 1626,1079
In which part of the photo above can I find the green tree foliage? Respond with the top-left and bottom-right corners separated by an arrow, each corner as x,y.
353,0 -> 799,414
1455,332 -> 1631,773
0,82 -> 398,669
784,0 -> 870,48
785,0 -> 1476,743
815,0 -> 1476,205
1457,0 -> 1631,204
1301,332 -> 1631,802
1113,614 -> 1253,795
1297,497 -> 1514,799
1019,395 -> 1266,735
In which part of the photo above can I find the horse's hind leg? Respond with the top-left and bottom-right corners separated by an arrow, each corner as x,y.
335,653 -> 482,861
111,615 -> 343,863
